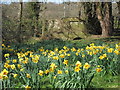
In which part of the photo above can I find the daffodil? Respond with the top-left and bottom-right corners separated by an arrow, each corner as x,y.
22,60 -> 28,64
45,69 -> 49,74
96,68 -> 102,72
26,74 -> 31,78
93,51 -> 97,55
0,73 -> 3,79
29,54 -> 33,58
4,53 -> 10,57
83,63 -> 90,69
50,51 -> 55,55
71,47 -> 76,52
2,44 -> 5,47
49,68 -> 54,72
25,85 -> 31,89
10,64 -> 16,69
12,59 -> 17,63
103,54 -> 107,58
19,58 -> 23,62
2,69 -> 8,75
115,44 -> 119,49
50,63 -> 57,69
82,54 -> 85,58
76,61 -> 82,67
17,64 -> 22,69
25,57 -> 29,61
54,48 -> 58,52
57,70 -> 62,74
107,48 -> 114,53
114,50 -> 119,55
89,52 -> 93,56
99,55 -> 104,60
4,63 -> 10,68
38,70 -> 44,76
46,49 -> 49,52
13,74 -> 18,78
3,75 -> 8,80
63,60 -> 68,65
77,49 -> 81,53
65,70 -> 69,74
25,52 -> 29,56
90,43 -> 95,46
97,65 -> 100,67
76,53 -> 79,56
53,56 -> 59,60
53,76 -> 56,79
6,60 -> 10,63
67,54 -> 71,56
32,58 -> 38,63
60,54 -> 65,58
74,67 -> 81,72
89,47 -> 93,50
63,46 -> 67,50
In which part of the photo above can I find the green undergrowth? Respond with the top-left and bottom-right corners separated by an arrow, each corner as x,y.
91,74 -> 119,88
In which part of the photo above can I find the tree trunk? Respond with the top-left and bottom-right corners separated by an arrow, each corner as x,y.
96,2 -> 112,37
18,1 -> 23,43
116,2 -> 120,30
41,2 -> 47,38
42,19 -> 46,37
117,2 -> 120,14
33,2 -> 40,37
19,2 -> 23,33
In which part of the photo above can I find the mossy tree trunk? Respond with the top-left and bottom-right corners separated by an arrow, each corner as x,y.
41,2 -> 47,38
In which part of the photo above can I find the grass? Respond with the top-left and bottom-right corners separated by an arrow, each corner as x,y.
91,74 -> 119,88
4,35 -> 119,57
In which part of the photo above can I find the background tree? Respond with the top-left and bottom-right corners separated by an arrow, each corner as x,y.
40,1 -> 47,38
17,0 -> 23,43
78,2 -> 113,37
2,3 -> 20,44
116,1 -> 120,14
27,1 -> 41,37
78,2 -> 101,35
96,2 -> 112,37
